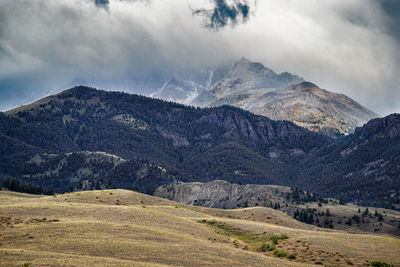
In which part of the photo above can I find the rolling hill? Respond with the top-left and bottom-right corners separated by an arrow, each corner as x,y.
155,180 -> 400,236
0,189 -> 399,266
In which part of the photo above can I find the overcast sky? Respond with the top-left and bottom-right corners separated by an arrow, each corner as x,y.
0,0 -> 399,115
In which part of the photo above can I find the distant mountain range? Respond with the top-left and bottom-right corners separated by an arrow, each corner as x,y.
150,58 -> 378,137
0,86 -> 398,208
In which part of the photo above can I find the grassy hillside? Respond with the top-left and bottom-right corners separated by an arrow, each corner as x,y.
0,190 -> 399,266
155,181 -> 400,236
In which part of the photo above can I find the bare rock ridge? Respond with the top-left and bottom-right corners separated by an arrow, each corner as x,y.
154,180 -> 291,209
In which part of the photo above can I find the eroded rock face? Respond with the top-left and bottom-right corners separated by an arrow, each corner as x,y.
154,180 -> 291,209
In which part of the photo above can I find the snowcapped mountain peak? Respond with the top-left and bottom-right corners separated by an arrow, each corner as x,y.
191,58 -> 303,104
237,56 -> 252,64
231,57 -> 275,77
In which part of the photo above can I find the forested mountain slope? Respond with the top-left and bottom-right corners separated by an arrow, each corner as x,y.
0,86 -> 398,208
0,86 -> 327,193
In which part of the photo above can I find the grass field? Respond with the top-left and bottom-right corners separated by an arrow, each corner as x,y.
0,189 -> 399,266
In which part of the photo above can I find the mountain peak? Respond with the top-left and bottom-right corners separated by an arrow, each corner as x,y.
237,57 -> 252,64
62,85 -> 97,94
288,81 -> 319,91
233,57 -> 270,74
56,85 -> 100,100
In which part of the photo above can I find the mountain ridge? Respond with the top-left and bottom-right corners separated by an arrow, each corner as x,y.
0,86 -> 398,208
0,85 -> 328,194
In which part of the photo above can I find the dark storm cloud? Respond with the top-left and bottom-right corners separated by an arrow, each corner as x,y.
193,0 -> 253,30
378,0 -> 400,41
94,0 -> 109,8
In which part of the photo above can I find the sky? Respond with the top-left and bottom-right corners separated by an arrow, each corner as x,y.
0,0 -> 399,115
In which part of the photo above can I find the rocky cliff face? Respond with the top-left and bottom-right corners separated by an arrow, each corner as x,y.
154,180 -> 291,209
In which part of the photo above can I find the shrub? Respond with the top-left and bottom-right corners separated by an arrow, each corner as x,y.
371,261 -> 393,267
288,254 -> 296,259
257,243 -> 275,252
273,249 -> 289,258
269,235 -> 279,245
257,243 -> 269,252
279,234 -> 289,239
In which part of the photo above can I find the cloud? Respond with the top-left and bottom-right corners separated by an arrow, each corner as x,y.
0,0 -> 399,115
193,0 -> 254,30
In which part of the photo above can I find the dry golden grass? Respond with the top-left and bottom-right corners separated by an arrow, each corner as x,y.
0,189 -> 398,266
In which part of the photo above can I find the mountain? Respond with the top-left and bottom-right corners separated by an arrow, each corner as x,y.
191,57 -> 303,106
212,81 -> 379,137
3,58 -> 376,138
149,66 -> 231,105
301,113 -> 400,207
0,86 -> 328,193
150,77 -> 206,104
149,58 -> 377,137
0,86 -> 398,208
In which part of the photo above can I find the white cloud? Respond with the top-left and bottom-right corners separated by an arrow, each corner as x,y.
0,0 -> 399,114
